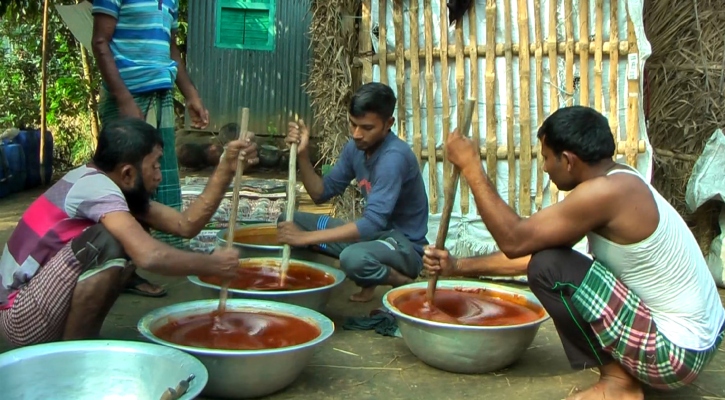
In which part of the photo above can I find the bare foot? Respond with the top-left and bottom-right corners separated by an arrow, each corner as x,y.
349,286 -> 376,302
567,363 -> 643,400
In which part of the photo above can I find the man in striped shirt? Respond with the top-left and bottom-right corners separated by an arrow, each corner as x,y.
92,0 -> 206,297
0,118 -> 258,346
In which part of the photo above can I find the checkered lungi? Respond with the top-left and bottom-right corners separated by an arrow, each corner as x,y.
571,261 -> 725,390
98,89 -> 185,249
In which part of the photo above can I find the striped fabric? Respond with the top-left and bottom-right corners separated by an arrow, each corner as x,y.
571,261 -> 725,390
0,166 -> 129,309
98,89 -> 185,249
0,244 -> 83,346
92,0 -> 179,94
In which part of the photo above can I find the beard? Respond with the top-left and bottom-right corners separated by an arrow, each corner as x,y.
123,174 -> 151,216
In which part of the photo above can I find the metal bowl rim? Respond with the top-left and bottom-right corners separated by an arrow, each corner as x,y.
216,225 -> 281,251
137,299 -> 335,356
187,256 -> 346,296
0,339 -> 209,398
382,280 -> 551,330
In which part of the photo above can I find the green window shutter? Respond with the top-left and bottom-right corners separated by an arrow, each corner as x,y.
215,0 -> 276,51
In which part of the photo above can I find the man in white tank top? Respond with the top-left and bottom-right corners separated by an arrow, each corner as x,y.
422,106 -> 724,400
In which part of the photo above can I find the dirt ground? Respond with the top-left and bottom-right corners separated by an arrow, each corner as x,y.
0,187 -> 723,400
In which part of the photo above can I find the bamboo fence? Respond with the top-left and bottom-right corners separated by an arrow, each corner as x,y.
356,0 -> 648,216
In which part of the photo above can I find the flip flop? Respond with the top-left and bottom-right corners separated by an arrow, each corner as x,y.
124,273 -> 168,298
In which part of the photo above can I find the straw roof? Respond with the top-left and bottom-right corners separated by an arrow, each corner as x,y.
644,0 -> 724,251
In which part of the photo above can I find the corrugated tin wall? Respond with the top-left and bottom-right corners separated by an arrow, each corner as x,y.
186,0 -> 312,137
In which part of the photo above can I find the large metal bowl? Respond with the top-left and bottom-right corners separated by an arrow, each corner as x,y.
188,257 -> 346,312
383,280 -> 550,374
217,224 -> 338,266
138,299 -> 335,399
0,339 -> 208,399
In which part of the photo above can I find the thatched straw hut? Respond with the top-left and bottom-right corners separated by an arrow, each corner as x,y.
644,0 -> 724,252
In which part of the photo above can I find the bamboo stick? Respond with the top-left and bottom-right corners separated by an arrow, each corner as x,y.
280,141 -> 298,287
609,0 -> 620,153
410,0 -> 423,169
393,1 -> 406,141
485,0 -> 497,187
378,0 -> 388,85
218,107 -> 250,314
548,0 -> 560,205
564,0 -> 574,107
440,0 -> 452,181
419,139 -> 647,160
504,0 -> 515,208
427,99 -> 476,304
360,0 -> 373,82
455,18 -> 468,213
533,0 -> 544,211
354,41 -> 632,65
466,3 -> 480,214
518,0 -> 532,217
625,18 -> 640,168
594,0 -> 604,111
579,0 -> 590,106
424,0 -> 438,212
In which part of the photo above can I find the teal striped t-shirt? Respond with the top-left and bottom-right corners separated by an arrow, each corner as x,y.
92,0 -> 179,94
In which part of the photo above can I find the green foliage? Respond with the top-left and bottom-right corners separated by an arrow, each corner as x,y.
0,9 -> 96,172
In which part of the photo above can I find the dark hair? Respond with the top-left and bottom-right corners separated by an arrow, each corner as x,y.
537,106 -> 615,164
349,82 -> 396,120
92,117 -> 164,172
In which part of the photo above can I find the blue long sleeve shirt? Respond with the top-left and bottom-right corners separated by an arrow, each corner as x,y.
318,132 -> 429,254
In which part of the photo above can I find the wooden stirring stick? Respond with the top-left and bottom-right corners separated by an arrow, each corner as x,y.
279,136 -> 298,287
426,98 -> 477,305
218,107 -> 250,314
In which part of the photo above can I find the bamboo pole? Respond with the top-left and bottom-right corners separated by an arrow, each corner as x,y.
410,0 -> 423,169
504,0 -> 515,208
427,99 -> 476,304
360,0 -> 373,82
467,3 -> 480,215
354,41 -> 632,65
533,0 -> 544,211
579,0 -> 590,106
594,0 -> 604,112
419,139 -> 647,161
378,0 -> 388,85
440,0 -> 452,182
518,0 -> 532,217
485,1 -> 497,187
455,18 -> 468,213
393,1 -> 406,141
564,0 -> 575,107
424,0 -> 439,212
548,0 -> 560,204
218,107 -> 250,314
609,0 -> 620,152
40,0 -> 51,186
625,18 -> 640,168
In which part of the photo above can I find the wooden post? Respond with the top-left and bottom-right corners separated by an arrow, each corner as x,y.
40,0 -> 51,186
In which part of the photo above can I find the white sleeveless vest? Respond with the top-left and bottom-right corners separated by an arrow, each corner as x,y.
587,169 -> 724,350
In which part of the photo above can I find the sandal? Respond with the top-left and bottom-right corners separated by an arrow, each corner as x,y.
124,272 -> 168,298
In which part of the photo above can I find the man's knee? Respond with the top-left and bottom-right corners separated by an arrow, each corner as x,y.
339,246 -> 383,284
71,224 -> 128,269
527,249 -> 566,287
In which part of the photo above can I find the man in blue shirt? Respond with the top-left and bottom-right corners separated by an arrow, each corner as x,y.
278,83 -> 429,302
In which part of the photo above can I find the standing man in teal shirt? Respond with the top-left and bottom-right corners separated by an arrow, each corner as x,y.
92,0 -> 207,296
